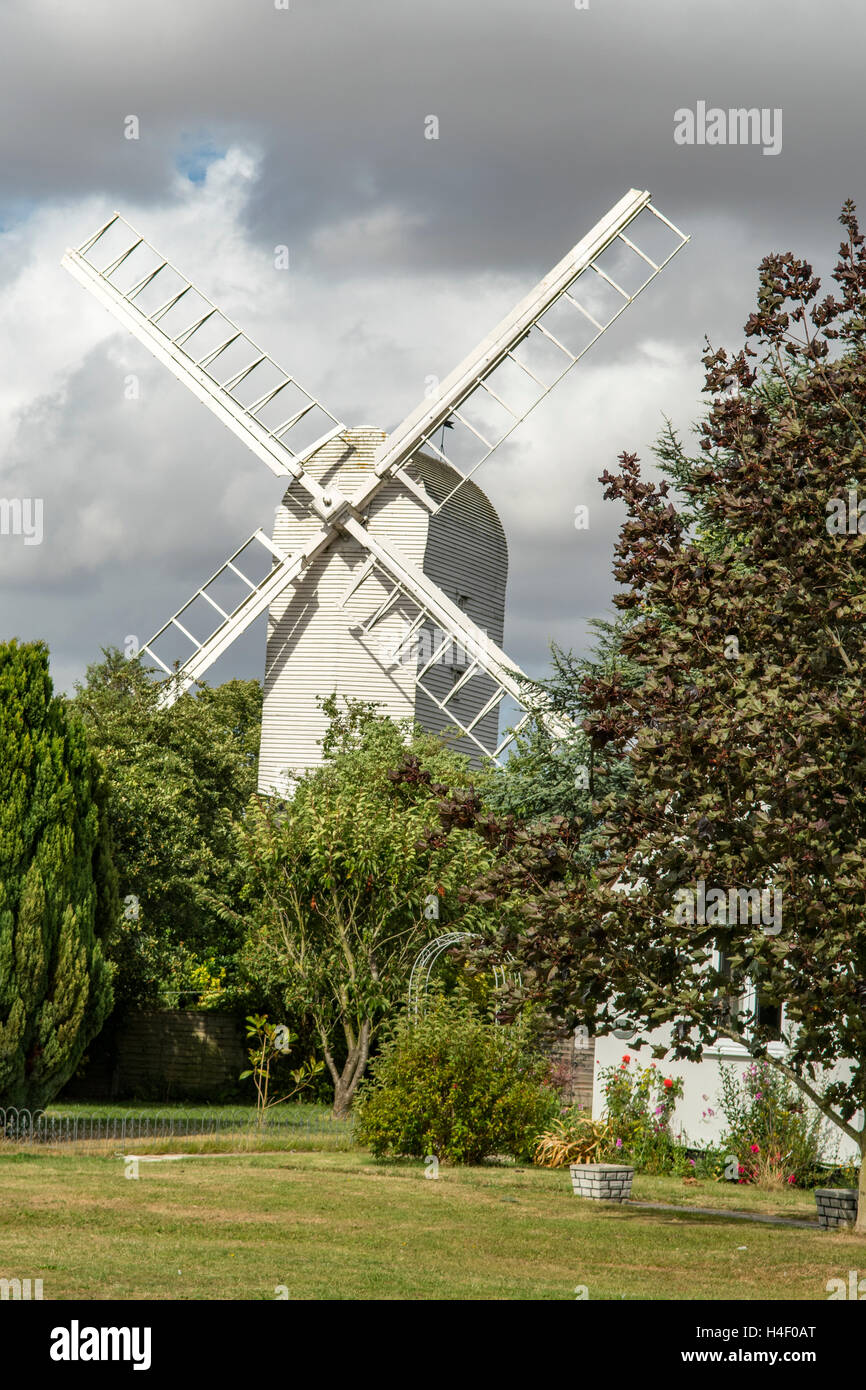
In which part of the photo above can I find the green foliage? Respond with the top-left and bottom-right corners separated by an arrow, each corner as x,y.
354,995 -> 559,1163
70,649 -> 262,1009
481,619 -> 636,836
598,1055 -> 685,1174
239,1014 -> 323,1125
235,698 -> 492,1115
716,1060 -> 826,1187
0,640 -> 115,1107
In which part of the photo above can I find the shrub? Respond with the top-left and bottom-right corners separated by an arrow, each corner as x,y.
354,995 -> 559,1164
597,1055 -> 685,1174
534,1110 -> 615,1167
716,1059 -> 826,1187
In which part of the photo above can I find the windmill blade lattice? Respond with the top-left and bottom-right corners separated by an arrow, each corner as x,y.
372,189 -> 689,512
337,513 -> 572,761
61,215 -> 345,496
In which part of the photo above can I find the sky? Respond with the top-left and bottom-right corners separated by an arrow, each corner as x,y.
1,0 -> 864,698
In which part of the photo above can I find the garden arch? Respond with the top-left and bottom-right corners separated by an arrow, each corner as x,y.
407,932 -> 520,1021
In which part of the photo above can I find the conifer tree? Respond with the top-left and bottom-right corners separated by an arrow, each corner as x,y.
0,640 -> 115,1107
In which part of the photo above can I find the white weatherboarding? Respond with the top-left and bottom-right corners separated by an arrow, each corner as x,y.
63,190 -> 687,795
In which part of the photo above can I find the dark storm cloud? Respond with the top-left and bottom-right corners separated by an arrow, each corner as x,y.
0,0 -> 864,695
3,0 -> 863,262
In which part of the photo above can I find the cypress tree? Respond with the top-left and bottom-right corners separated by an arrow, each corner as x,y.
0,640 -> 115,1108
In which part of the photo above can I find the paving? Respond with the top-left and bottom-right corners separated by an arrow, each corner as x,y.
623,1199 -> 821,1229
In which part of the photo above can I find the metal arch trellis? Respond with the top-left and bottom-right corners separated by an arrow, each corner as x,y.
407,932 -> 520,1022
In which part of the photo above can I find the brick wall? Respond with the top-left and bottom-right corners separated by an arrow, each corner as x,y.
61,1010 -> 247,1102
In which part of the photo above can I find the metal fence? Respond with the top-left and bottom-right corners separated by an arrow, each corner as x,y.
0,1107 -> 354,1146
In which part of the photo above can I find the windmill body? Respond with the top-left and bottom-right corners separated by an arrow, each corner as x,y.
260,427 -> 507,793
61,189 -> 687,786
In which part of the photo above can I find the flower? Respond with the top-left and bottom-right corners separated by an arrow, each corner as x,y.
663,1078 -> 674,1089
622,1055 -> 631,1063
615,1138 -> 623,1148
756,1091 -> 763,1099
750,1144 -> 760,1154
654,1106 -> 663,1115
688,1158 -> 696,1167
787,1174 -> 796,1185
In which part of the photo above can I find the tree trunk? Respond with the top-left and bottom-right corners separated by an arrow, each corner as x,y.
856,1133 -> 866,1234
324,1019 -> 372,1119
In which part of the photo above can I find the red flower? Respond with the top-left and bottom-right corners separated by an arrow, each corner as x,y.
787,1174 -> 796,1184
622,1055 -> 631,1063
749,1143 -> 760,1154
663,1078 -> 673,1089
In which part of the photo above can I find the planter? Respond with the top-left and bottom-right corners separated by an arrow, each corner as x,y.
569,1162 -> 634,1202
814,1188 -> 859,1229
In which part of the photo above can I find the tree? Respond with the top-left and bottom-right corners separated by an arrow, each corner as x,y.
426,203 -> 866,1226
481,618 -> 637,833
0,640 -> 116,1107
233,699 -> 491,1117
71,650 -> 262,1009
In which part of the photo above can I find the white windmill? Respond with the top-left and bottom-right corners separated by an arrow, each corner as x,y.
62,190 -> 687,796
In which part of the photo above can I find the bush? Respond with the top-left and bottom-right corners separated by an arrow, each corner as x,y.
716,1059 -> 827,1187
597,1055 -> 685,1174
534,1109 -> 615,1167
354,996 -> 559,1164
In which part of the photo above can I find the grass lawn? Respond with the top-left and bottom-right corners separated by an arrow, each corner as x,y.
1,1147 -> 863,1300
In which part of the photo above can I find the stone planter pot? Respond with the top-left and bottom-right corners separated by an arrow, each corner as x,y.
814,1188 -> 859,1229
569,1162 -> 634,1202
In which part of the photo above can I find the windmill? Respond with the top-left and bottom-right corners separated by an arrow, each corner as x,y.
62,189 -> 687,796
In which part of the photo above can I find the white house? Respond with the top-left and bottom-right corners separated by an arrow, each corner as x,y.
591,1024 -> 861,1165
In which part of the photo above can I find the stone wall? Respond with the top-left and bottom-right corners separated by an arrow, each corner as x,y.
61,1010 -> 247,1102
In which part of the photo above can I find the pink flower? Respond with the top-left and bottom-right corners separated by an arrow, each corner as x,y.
750,1144 -> 760,1154
615,1138 -> 623,1148
787,1175 -> 796,1185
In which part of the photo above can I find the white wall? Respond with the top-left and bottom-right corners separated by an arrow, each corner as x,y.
591,1026 -> 861,1165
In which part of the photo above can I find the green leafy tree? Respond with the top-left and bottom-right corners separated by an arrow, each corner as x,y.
423,203 -> 866,1227
71,649 -> 262,1009
233,699 -> 491,1117
482,618 -> 637,837
0,640 -> 115,1107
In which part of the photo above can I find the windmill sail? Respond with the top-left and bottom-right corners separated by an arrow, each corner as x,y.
62,191 -> 688,766
62,215 -> 345,503
372,189 -> 689,511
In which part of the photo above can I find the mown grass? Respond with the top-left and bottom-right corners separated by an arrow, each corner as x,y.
0,1149 -> 862,1301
